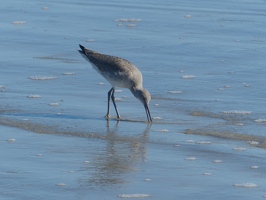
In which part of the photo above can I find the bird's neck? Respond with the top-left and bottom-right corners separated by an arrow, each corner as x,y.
130,86 -> 142,92
130,86 -> 145,98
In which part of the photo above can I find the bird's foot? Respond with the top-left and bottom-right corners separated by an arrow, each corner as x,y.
105,114 -> 121,121
116,114 -> 121,121
105,114 -> 111,119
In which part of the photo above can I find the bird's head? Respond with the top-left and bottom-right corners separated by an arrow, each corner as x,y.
131,87 -> 152,122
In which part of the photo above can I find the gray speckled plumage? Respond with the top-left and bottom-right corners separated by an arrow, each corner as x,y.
78,44 -> 152,122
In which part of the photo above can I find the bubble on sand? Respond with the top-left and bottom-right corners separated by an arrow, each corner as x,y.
233,183 -> 257,188
182,75 -> 196,79
168,90 -> 183,94
213,160 -> 222,163
7,139 -> 16,143
86,39 -> 95,42
243,83 -> 250,87
173,144 -> 180,147
152,117 -> 163,120
56,183 -> 66,187
62,72 -> 76,75
155,129 -> 169,133
12,21 -> 26,25
118,194 -> 150,198
115,89 -> 123,93
235,123 -> 244,126
196,141 -> 212,145
186,157 -> 196,161
222,110 -> 252,115
247,141 -> 259,145
27,95 -> 42,98
29,76 -> 57,80
254,119 -> 266,123
185,140 -> 195,143
154,104 -> 159,106
115,98 -> 122,102
144,178 -> 151,182
115,18 -> 142,22
84,161 -> 90,164
233,147 -> 246,151
49,103 -> 59,106
202,173 -> 212,176
127,24 -> 136,28
98,82 -> 104,85
184,15 -> 192,18
250,166 -> 259,169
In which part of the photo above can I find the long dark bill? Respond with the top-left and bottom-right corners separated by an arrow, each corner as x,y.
78,45 -> 86,57
144,104 -> 152,123
78,44 -> 91,62
79,44 -> 85,52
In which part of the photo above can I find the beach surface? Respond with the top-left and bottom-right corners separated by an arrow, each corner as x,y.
1,0 -> 266,199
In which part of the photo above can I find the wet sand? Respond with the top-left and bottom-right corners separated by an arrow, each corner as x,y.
1,0 -> 266,199
1,123 -> 266,199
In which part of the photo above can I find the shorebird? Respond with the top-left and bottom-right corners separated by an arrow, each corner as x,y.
78,44 -> 152,123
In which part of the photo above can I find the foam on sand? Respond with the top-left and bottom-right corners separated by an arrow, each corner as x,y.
27,95 -> 42,98
29,76 -> 58,80
181,75 -> 196,79
12,21 -> 26,25
222,110 -> 252,115
118,194 -> 150,198
233,183 -> 257,188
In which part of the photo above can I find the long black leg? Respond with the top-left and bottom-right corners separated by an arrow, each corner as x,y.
110,88 -> 121,119
105,88 -> 113,118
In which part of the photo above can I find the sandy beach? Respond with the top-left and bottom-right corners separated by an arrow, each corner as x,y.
1,124 -> 266,199
1,0 -> 266,199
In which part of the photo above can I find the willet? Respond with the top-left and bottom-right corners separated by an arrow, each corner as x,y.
78,44 -> 152,123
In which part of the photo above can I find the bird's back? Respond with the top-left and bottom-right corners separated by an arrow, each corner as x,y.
79,46 -> 143,88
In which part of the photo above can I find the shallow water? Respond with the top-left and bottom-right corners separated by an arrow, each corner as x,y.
1,0 -> 266,199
